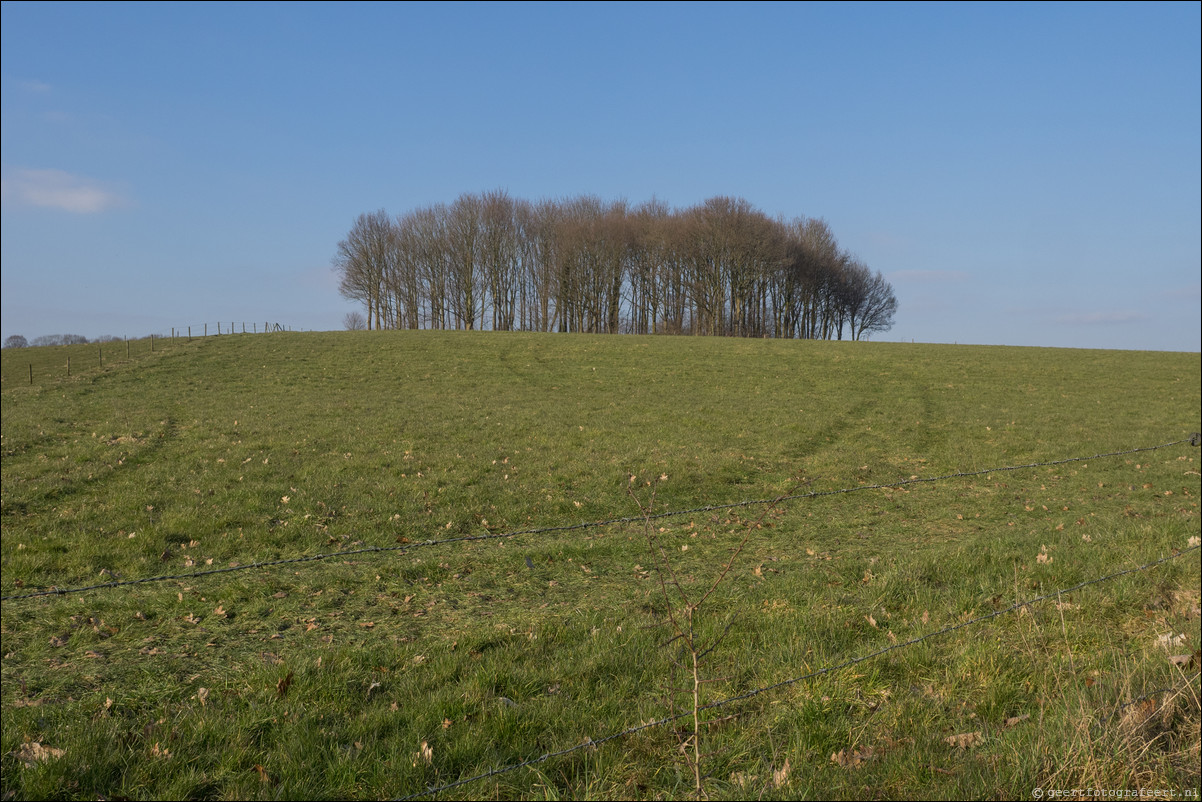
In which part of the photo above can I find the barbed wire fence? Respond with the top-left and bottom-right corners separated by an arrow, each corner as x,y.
3,437 -> 1196,602
2,324 -> 293,386
2,435 -> 1198,799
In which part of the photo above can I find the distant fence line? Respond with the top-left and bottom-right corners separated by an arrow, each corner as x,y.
2,323 -> 291,385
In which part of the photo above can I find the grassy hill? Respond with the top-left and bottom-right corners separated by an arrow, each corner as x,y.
2,331 -> 1199,799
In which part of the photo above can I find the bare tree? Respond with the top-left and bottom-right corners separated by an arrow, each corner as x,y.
445,193 -> 485,330
343,311 -> 367,330
332,210 -> 394,330
3,334 -> 28,349
851,268 -> 897,340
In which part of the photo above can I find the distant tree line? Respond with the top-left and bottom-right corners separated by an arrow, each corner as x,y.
333,192 -> 897,340
4,334 -> 129,348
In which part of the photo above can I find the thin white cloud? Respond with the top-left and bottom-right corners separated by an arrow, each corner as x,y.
17,79 -> 53,93
889,269 -> 968,284
0,169 -> 125,214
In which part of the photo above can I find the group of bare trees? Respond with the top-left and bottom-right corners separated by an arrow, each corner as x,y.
333,192 -> 896,340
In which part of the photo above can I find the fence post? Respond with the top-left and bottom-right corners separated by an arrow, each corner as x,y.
67,356 -> 70,377
29,364 -> 33,385
217,322 -> 221,335
126,337 -> 130,358
151,335 -> 155,352
205,323 -> 207,337
99,345 -> 102,367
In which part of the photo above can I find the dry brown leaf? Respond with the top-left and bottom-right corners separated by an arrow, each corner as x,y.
945,731 -> 985,749
831,746 -> 876,768
772,757 -> 791,787
15,742 -> 65,767
865,614 -> 878,629
197,687 -> 209,707
1004,713 -> 1030,728
1168,653 -> 1197,668
276,671 -> 294,699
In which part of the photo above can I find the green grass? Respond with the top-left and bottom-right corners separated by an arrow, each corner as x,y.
2,331 -> 1199,800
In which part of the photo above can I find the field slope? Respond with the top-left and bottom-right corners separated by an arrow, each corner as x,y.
2,332 -> 1199,799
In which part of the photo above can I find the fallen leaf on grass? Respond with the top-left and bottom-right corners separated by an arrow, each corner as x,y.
1005,714 -> 1030,728
197,687 -> 209,707
276,671 -> 294,700
831,746 -> 877,768
1168,652 -> 1198,669
12,699 -> 43,708
15,742 -> 65,767
730,771 -> 759,789
150,742 -> 171,758
1157,632 -> 1188,649
255,764 -> 271,784
945,731 -> 985,749
772,757 -> 791,787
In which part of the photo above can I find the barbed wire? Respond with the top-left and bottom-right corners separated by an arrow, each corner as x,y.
397,543 -> 1200,800
3,437 -> 1195,602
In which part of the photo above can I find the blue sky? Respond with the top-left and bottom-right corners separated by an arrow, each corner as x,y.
2,1 -> 1199,351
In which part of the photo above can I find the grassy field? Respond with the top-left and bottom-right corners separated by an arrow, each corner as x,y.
2,331 -> 1199,800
